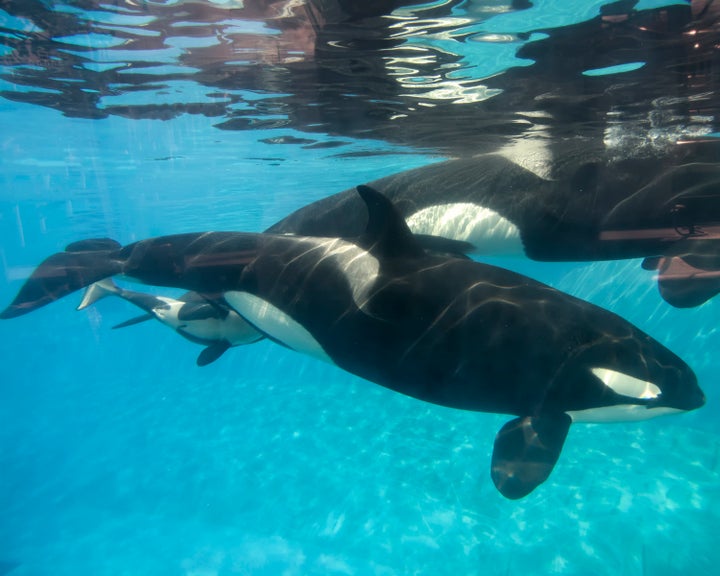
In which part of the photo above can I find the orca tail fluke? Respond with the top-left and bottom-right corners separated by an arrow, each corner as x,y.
643,255 -> 720,308
1,239 -> 122,319
77,278 -> 123,310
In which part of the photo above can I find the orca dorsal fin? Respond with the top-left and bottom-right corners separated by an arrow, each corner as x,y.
356,185 -> 426,259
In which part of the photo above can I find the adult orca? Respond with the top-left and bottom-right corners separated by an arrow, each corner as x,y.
0,187 -> 705,498
78,278 -> 263,366
267,145 -> 720,306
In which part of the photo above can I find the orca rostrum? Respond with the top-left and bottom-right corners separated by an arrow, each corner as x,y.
0,187 -> 705,498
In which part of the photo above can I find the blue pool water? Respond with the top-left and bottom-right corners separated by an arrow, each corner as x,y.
1,1 -> 719,575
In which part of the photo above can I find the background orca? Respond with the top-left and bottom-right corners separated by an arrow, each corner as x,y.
266,143 -> 720,307
0,187 -> 705,499
78,279 -> 263,366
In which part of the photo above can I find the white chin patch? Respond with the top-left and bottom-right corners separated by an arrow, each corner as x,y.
224,291 -> 333,364
591,367 -> 661,400
405,203 -> 523,255
567,405 -> 682,423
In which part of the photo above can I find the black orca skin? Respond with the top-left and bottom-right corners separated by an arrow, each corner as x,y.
0,187 -> 704,498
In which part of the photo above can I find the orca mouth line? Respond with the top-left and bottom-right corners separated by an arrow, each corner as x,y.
639,396 -> 662,409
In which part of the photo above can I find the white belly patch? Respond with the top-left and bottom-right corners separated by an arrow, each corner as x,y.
405,203 -> 523,255
224,291 -> 333,364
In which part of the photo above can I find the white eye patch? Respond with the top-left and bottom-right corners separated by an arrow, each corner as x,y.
591,367 -> 661,400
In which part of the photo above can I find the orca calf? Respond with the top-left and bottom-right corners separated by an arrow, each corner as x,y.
78,279 -> 263,366
0,187 -> 705,498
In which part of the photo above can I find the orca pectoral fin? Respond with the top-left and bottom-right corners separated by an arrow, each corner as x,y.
203,295 -> 231,319
651,255 -> 720,308
641,256 -> 661,271
113,313 -> 154,329
491,413 -> 571,500
196,341 -> 231,366
178,301 -> 219,322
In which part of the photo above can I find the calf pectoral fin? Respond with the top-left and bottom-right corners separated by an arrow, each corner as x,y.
178,301 -> 221,321
113,313 -> 154,329
196,341 -> 231,367
491,413 -> 571,500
